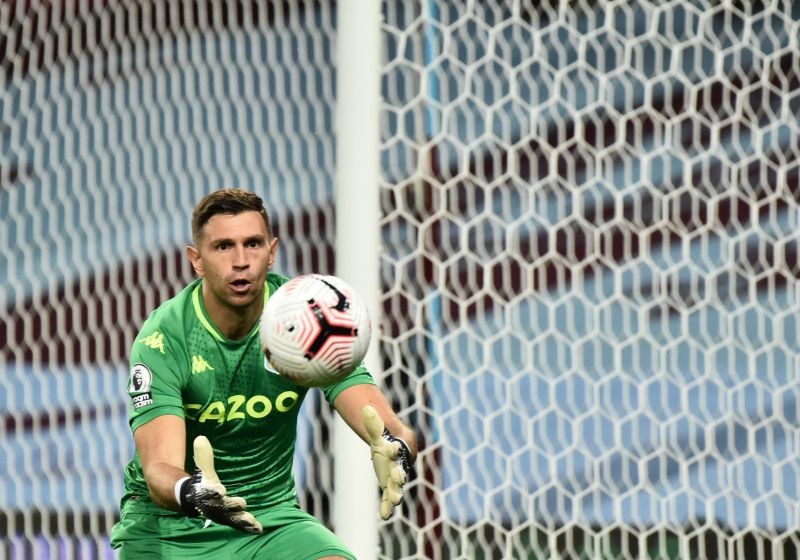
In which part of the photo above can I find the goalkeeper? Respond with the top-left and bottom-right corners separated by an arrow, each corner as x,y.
110,189 -> 417,559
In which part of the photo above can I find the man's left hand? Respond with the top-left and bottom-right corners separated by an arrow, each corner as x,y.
362,405 -> 412,520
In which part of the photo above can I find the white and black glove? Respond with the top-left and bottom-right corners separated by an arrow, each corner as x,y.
176,436 -> 263,534
363,405 -> 413,520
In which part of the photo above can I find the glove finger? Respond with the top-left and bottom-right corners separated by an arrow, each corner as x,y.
390,465 -> 406,486
193,436 -> 222,485
384,441 -> 401,460
380,492 -> 394,520
199,479 -> 227,497
227,511 -> 263,534
385,484 -> 403,506
374,463 -> 392,487
220,495 -> 247,511
363,405 -> 386,445
194,486 -> 224,503
201,504 -> 261,532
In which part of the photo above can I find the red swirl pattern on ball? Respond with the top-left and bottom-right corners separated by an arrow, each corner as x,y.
260,274 -> 371,387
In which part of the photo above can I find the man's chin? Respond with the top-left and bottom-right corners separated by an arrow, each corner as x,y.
227,291 -> 254,304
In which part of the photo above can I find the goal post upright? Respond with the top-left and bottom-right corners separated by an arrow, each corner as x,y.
334,0 -> 382,557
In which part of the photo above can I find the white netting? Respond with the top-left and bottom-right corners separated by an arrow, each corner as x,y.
1,2 -> 338,558
2,1 -> 800,559
379,1 -> 800,559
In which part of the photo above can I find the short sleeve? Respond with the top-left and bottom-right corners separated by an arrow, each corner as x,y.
320,362 -> 376,405
126,328 -> 188,432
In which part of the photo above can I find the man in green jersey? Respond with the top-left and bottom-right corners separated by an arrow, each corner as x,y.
110,188 -> 417,559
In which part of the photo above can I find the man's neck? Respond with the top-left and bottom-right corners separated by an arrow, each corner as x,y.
201,283 -> 263,340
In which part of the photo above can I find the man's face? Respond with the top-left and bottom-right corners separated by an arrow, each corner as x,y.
189,211 -> 278,309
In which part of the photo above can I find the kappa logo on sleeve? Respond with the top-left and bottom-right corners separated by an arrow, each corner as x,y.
138,331 -> 165,354
129,364 -> 154,409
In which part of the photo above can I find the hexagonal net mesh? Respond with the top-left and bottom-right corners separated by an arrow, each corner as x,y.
1,2 -> 341,558
1,1 -> 799,559
378,1 -> 800,559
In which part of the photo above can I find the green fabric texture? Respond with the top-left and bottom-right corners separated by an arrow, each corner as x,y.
114,271 -> 374,525
112,503 -> 356,559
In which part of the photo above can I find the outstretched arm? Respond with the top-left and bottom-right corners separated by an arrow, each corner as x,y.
333,383 -> 418,519
332,384 -> 418,461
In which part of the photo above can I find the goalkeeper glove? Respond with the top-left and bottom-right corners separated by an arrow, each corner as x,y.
362,405 -> 413,520
176,436 -> 263,534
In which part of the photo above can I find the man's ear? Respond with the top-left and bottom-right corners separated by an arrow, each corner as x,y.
187,245 -> 204,277
266,237 -> 279,269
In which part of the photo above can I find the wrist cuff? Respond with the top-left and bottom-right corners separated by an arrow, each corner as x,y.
174,476 -> 193,515
382,428 -> 413,474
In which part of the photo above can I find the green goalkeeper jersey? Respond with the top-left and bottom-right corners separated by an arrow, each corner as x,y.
119,272 -> 374,515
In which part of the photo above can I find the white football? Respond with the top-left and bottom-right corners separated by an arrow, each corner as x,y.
260,274 -> 371,387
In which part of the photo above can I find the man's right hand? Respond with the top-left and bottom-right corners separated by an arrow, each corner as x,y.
178,436 -> 263,534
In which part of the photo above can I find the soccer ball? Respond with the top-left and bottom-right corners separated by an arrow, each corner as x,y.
259,274 -> 371,387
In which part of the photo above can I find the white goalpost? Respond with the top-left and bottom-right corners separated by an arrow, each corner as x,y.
334,0 -> 382,557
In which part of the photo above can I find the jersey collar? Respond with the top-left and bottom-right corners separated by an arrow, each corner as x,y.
191,281 -> 270,343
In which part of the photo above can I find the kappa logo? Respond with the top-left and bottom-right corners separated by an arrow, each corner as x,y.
138,331 -> 165,354
192,355 -> 215,374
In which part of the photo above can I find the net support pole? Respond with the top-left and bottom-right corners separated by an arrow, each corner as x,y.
334,1 -> 381,557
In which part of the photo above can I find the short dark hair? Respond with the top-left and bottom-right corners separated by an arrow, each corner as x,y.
191,188 -> 272,243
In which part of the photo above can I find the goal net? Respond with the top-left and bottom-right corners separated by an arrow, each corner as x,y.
378,1 -> 799,558
1,2 -> 341,557
2,1 -> 799,559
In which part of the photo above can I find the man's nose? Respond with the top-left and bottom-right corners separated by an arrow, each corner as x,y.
233,246 -> 248,268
